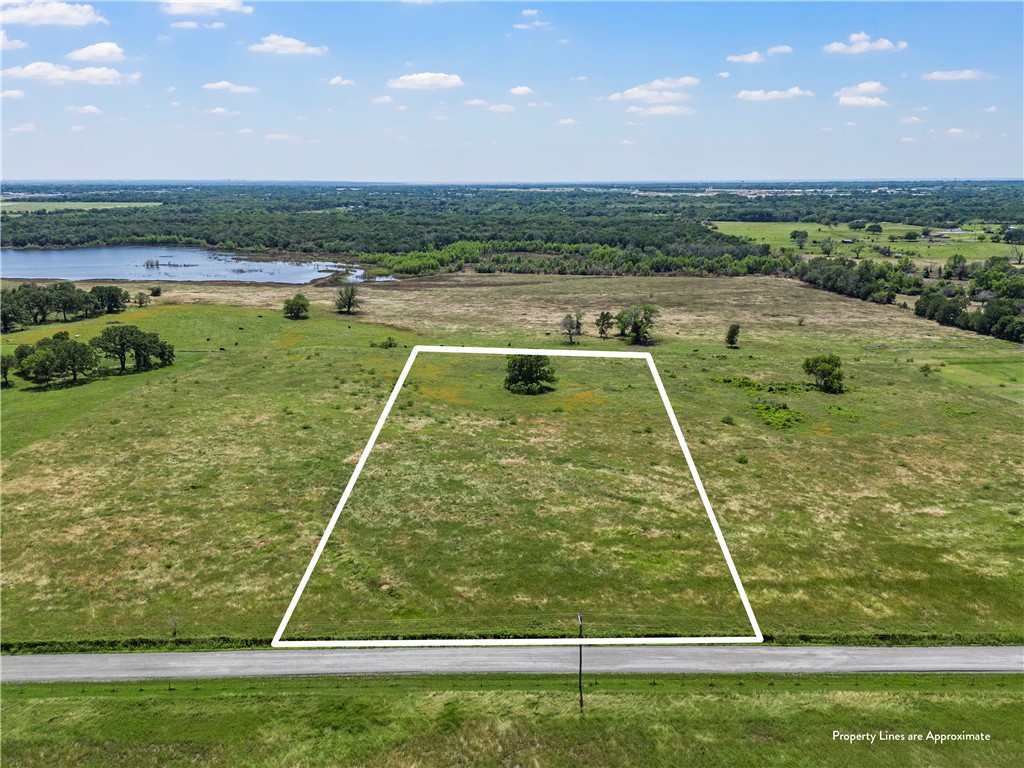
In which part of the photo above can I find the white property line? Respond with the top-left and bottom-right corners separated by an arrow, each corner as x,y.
273,345 -> 763,648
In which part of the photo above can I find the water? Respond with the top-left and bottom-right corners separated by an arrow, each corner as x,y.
0,246 -> 391,284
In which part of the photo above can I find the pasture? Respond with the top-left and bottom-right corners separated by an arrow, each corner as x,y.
711,220 -> 1019,265
0,201 -> 162,214
1,274 -> 1021,648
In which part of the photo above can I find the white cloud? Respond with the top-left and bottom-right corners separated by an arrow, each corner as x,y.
522,8 -> 538,15
249,34 -> 327,56
169,100 -> 180,107
921,69 -> 995,81
166,85 -> 176,92
371,95 -> 393,104
609,87 -> 689,104
464,98 -> 488,106
203,80 -> 257,93
901,136 -> 916,143
205,106 -> 240,116
1,29 -> 28,49
388,72 -> 463,89
625,105 -> 694,116
824,32 -> 907,55
204,22 -> 225,29
9,122 -> 36,132
834,81 -> 888,107
556,117 -> 577,125
983,106 -> 997,113
843,121 -> 857,127
527,100 -> 552,108
608,76 -> 697,105
513,20 -> 549,30
838,96 -> 887,107
509,85 -> 533,95
1,89 -> 26,98
170,21 -> 197,29
2,2 -> 108,26
946,127 -> 978,138
488,103 -> 515,113
900,116 -> 923,124
767,45 -> 793,55
66,41 -> 124,61
620,139 -> 634,145
1,61 -> 138,85
328,75 -> 355,86
396,105 -> 408,111
66,103 -> 101,114
70,124 -> 85,131
718,71 -> 730,79
915,106 -> 929,112
264,132 -> 297,140
727,50 -> 764,64
161,1 -> 252,15
646,76 -> 699,88
236,127 -> 253,134
570,76 -> 587,82
737,86 -> 813,101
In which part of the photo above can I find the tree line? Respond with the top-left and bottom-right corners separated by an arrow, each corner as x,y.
1,282 -> 143,333
3,325 -> 174,387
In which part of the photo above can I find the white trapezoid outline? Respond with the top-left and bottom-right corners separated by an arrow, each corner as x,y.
273,345 -> 763,647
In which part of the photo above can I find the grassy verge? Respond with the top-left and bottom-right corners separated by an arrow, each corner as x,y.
2,674 -> 1021,767
2,275 -> 1021,649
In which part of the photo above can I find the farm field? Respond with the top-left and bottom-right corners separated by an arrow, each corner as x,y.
1,274 -> 1022,649
0,201 -> 162,213
711,220 -> 1019,265
2,674 -> 1020,768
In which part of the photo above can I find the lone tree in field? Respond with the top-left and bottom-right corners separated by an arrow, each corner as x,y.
561,312 -> 582,344
504,354 -> 557,395
790,230 -> 809,249
335,284 -> 360,314
0,354 -> 13,385
283,293 -> 310,320
803,354 -> 845,394
725,323 -> 740,348
595,311 -> 614,339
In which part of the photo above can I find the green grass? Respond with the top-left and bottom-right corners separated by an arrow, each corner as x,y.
1,201 -> 162,213
1,275 -> 1021,649
286,353 -> 752,641
2,674 -> 1020,767
712,220 -> 1020,266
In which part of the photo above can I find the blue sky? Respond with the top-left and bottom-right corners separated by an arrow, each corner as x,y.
2,1 -> 1021,181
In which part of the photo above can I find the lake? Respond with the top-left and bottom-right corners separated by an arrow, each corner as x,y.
0,246 -> 390,284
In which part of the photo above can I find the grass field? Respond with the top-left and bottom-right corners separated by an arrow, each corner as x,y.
2,674 -> 1020,767
285,353 -> 753,641
1,274 -> 1022,648
0,201 -> 162,213
712,221 -> 1020,266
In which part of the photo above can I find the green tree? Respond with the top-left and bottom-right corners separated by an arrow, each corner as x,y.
790,230 -> 809,249
0,353 -> 13,385
21,347 -> 59,383
560,312 -> 582,344
725,323 -> 740,348
335,284 -> 360,314
90,285 -> 129,314
0,289 -> 28,332
135,292 -> 150,307
54,339 -> 98,382
866,223 -> 883,234
47,282 -> 82,322
615,304 -> 661,345
90,325 -> 142,373
284,293 -> 310,319
803,354 -> 845,394
504,354 -> 557,395
595,311 -> 614,339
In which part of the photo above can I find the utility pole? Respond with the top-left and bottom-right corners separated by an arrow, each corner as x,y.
578,612 -> 584,713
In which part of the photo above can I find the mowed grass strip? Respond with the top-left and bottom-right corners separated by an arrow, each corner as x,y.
1,274 -> 1021,648
1,674 -> 1021,768
286,354 -> 752,640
